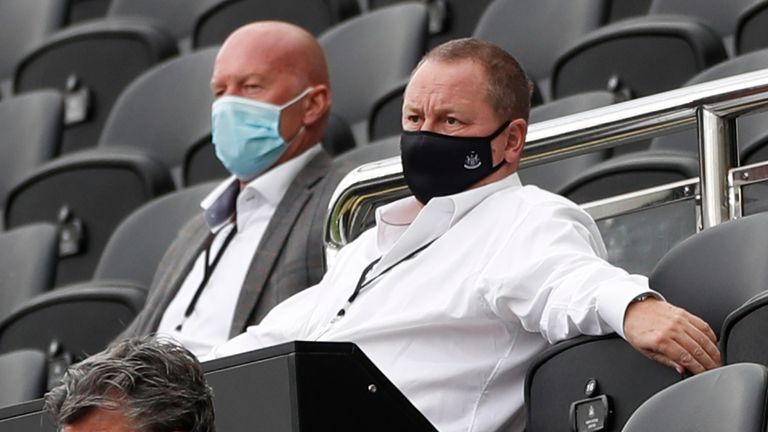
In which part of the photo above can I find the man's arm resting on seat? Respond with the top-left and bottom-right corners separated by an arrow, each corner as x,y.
623,297 -> 721,375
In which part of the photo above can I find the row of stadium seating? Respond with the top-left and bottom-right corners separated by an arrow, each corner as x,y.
3,0 -> 768,428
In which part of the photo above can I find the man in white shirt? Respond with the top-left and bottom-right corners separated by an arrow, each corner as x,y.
207,38 -> 721,431
121,22 -> 353,357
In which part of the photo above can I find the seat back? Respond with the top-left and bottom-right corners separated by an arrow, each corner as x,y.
558,150 -> 699,204
737,2 -> 768,54
622,363 -> 768,432
108,0 -> 217,43
649,212 -> 768,336
94,182 -> 217,287
66,0 -> 112,25
193,0 -> 360,48
722,291 -> 768,366
0,0 -> 65,82
474,0 -> 609,94
0,91 -> 62,213
0,282 -> 146,364
99,48 -> 217,183
552,16 -> 727,100
4,150 -> 175,287
0,224 -> 58,321
13,21 -> 178,153
319,3 -> 429,143
525,334 -> 681,432
651,49 -> 768,159
519,91 -> 617,192
649,0 -> 761,53
0,350 -> 46,409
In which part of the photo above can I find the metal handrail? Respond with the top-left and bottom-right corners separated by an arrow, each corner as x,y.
325,68 -> 768,259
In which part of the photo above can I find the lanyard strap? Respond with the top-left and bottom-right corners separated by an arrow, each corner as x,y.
175,224 -> 238,331
335,239 -> 436,319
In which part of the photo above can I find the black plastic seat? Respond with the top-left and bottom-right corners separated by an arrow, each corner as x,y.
649,212 -> 768,337
648,0 -> 761,54
13,20 -> 179,153
737,2 -> 768,55
525,334 -> 681,432
0,91 -> 62,215
651,49 -> 768,162
622,363 -> 768,432
0,281 -> 146,363
0,224 -> 58,321
66,0 -> 112,25
4,149 -> 175,287
94,182 -> 217,288
319,3 -> 429,145
552,16 -> 727,100
558,150 -> 699,204
519,91 -> 617,192
473,0 -> 609,101
722,290 -> 768,366
107,0 -> 218,47
0,0 -> 65,86
193,0 -> 360,48
0,350 -> 46,409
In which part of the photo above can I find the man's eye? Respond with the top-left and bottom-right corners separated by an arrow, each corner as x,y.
446,117 -> 459,125
407,115 -> 420,123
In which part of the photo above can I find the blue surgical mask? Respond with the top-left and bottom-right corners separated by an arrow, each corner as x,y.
211,88 -> 311,181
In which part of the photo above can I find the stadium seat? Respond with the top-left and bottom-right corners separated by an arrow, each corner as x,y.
651,49 -> 768,161
722,290 -> 768,366
0,281 -> 146,366
558,150 -> 699,204
93,182 -> 217,288
0,91 -> 62,215
551,16 -> 727,100
0,224 -> 58,321
369,0 -> 493,49
193,0 -> 361,48
4,149 -> 175,287
95,48 -> 217,184
473,0 -> 610,101
319,3 -> 429,145
107,0 -> 219,50
649,212 -> 768,337
519,91 -> 617,192
65,0 -> 112,25
13,20 -> 178,153
648,0 -> 761,55
0,350 -> 46,409
0,0 -> 65,92
622,363 -> 768,432
525,334 -> 681,432
737,2 -> 768,55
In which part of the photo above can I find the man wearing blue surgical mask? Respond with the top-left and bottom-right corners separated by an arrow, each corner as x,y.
121,21 -> 347,357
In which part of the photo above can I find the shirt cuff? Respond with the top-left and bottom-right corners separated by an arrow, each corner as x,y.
596,275 -> 663,339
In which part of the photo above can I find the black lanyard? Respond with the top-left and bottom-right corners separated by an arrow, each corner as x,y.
175,224 -> 238,331
334,239 -> 436,320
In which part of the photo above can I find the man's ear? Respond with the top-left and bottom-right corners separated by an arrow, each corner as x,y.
503,118 -> 527,163
302,85 -> 331,126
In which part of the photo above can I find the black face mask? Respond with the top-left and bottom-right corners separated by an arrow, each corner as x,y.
400,121 -> 510,204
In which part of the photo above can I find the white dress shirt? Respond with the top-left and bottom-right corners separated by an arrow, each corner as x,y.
157,145 -> 321,357
209,173 -> 654,432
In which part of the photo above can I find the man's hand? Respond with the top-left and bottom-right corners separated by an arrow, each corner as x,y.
624,297 -> 721,375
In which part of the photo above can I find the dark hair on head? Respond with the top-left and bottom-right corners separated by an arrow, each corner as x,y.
44,336 -> 215,432
418,37 -> 533,122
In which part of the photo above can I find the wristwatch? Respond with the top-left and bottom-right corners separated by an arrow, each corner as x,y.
633,293 -> 654,303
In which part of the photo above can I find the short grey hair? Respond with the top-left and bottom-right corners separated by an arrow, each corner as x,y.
44,336 -> 215,432
416,37 -> 533,122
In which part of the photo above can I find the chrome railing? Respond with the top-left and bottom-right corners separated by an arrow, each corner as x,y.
324,69 -> 768,265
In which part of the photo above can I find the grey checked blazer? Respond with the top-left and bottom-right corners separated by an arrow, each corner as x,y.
121,149 -> 361,339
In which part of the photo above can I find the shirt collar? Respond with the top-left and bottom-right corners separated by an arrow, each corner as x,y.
374,173 -> 522,255
201,144 -> 321,232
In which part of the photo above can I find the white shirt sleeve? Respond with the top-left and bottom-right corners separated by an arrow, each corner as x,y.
482,198 -> 657,343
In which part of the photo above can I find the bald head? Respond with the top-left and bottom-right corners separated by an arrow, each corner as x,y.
216,22 -> 329,90
211,21 -> 332,169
